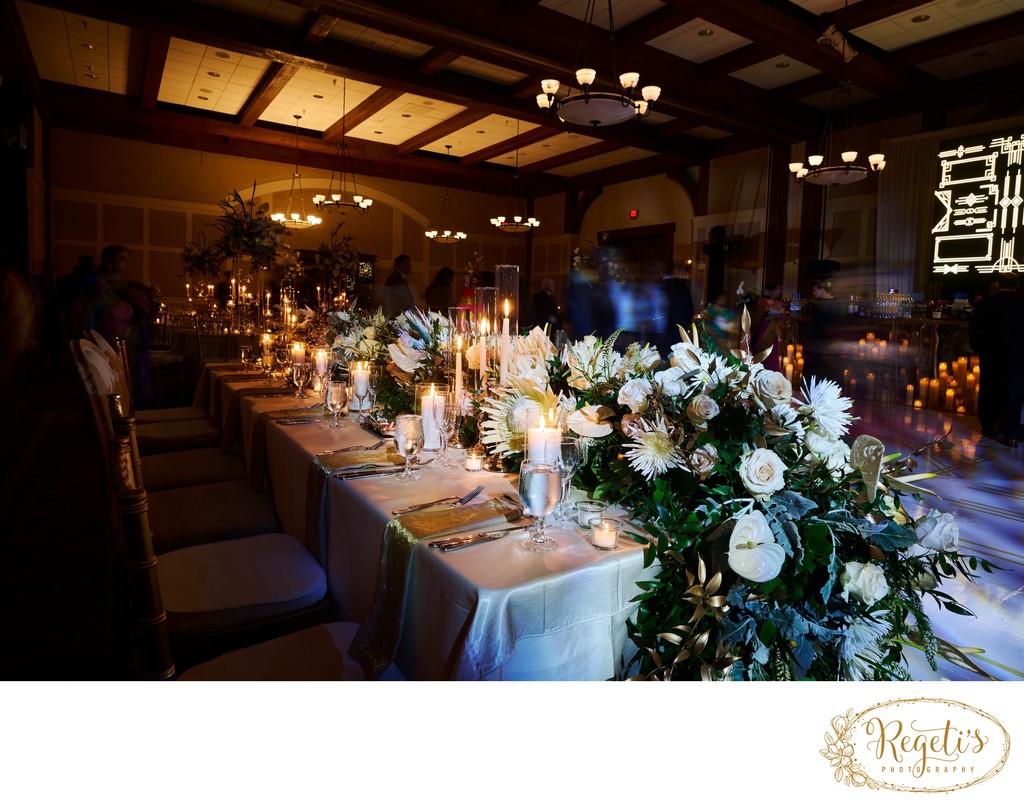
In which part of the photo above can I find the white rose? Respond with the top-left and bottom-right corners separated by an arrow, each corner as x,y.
914,508 -> 959,553
363,325 -> 377,340
751,369 -> 793,408
686,394 -> 720,428
688,444 -> 719,479
738,448 -> 787,500
654,366 -> 688,396
464,339 -> 486,371
638,345 -> 661,372
669,341 -> 708,374
840,561 -> 889,606
727,511 -> 786,583
617,378 -> 653,414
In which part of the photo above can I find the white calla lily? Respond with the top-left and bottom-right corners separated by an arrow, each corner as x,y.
726,511 -> 786,583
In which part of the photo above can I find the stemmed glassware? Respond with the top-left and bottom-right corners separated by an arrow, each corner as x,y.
518,460 -> 562,552
291,362 -> 311,398
394,414 -> 424,481
432,391 -> 458,471
274,348 -> 290,384
240,344 -> 254,371
325,381 -> 347,428
553,436 -> 581,526
348,362 -> 373,422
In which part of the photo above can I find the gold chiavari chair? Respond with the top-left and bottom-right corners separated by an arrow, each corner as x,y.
103,400 -> 332,673
195,317 -> 233,366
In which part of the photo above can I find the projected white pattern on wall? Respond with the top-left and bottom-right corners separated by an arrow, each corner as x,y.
931,129 -> 1024,276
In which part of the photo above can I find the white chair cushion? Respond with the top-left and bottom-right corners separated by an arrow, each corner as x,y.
142,448 -> 246,491
137,418 -> 219,451
179,622 -> 404,680
135,405 -> 207,423
158,533 -> 327,635
148,481 -> 280,553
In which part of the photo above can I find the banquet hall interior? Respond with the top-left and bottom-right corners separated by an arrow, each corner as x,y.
2,0 -> 1023,683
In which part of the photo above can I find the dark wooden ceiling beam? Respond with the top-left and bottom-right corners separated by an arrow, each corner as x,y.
698,43 -> 774,79
395,108 -> 489,154
660,0 -> 929,97
829,0 -> 929,30
416,47 -> 460,75
322,87 -> 403,141
304,12 -> 338,43
139,32 -> 169,110
461,125 -> 562,166
42,81 -> 568,195
291,0 -> 819,139
237,62 -> 299,126
617,7 -> 695,47
888,11 -> 1024,68
518,140 -> 621,175
1,0 -> 42,102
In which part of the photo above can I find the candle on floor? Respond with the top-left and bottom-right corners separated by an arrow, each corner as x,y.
945,388 -> 955,411
857,338 -> 866,359
784,362 -> 793,383
786,344 -> 795,362
905,384 -> 914,406
421,383 -> 443,450
938,361 -> 948,376
918,377 -> 929,402
526,410 -> 560,464
866,372 -> 876,399
914,399 -> 923,409
928,378 -> 939,410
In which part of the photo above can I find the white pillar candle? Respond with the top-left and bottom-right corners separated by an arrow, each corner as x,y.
421,383 -> 442,450
454,336 -> 463,404
500,299 -> 511,386
526,411 -> 560,463
291,342 -> 305,365
350,363 -> 371,410
479,317 -> 489,395
314,349 -> 328,376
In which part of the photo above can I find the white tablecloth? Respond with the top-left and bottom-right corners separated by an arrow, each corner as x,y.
208,368 -> 656,680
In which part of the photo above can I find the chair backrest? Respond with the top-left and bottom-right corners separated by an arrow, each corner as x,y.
70,338 -> 125,443
106,432 -> 175,680
195,318 -> 231,364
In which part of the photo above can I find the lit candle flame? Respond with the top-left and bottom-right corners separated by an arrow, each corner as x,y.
504,299 -> 510,317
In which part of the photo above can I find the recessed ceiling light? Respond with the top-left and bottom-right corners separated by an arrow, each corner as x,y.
698,28 -> 714,37
214,51 -> 231,59
971,50 -> 989,58
401,113 -> 412,118
374,130 -> 383,134
199,87 -> 212,93
422,101 -> 433,106
541,144 -> 550,148
207,71 -> 220,77
776,61 -> 790,69
475,129 -> 485,134
506,155 -> 514,160
911,14 -> 930,23
197,95 -> 209,100
313,94 -> 324,99
81,43 -> 95,50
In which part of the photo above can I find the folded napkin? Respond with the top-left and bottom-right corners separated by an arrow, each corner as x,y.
303,447 -> 404,564
350,498 -> 523,679
247,404 -> 326,490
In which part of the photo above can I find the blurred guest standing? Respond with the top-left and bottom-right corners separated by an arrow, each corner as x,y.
661,261 -> 693,353
532,277 -> 561,331
751,283 -> 783,371
803,280 -> 842,384
424,266 -> 454,312
970,275 -> 1018,438
382,254 -> 414,316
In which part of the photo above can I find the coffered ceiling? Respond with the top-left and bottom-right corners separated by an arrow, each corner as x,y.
6,0 -> 1024,196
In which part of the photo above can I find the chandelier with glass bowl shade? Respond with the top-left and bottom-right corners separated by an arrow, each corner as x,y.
425,146 -> 467,243
271,114 -> 322,229
490,122 -> 540,233
535,0 -> 661,127
788,1 -> 885,187
312,79 -> 373,214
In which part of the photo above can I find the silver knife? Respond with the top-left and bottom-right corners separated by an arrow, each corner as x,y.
429,523 -> 528,549
335,459 -> 435,480
392,496 -> 461,516
436,528 -> 529,552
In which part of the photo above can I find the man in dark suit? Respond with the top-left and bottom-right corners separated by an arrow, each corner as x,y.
969,275 -> 1018,438
532,277 -> 560,331
381,254 -> 414,316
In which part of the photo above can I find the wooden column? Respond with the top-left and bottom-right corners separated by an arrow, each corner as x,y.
763,144 -> 790,288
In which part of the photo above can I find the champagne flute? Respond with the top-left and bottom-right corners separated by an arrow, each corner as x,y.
394,414 -> 424,481
325,381 -> 347,428
553,436 -> 581,526
432,392 -> 457,471
518,461 -> 562,552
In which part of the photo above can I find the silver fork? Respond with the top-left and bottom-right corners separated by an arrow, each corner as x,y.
392,484 -> 484,516
331,439 -> 385,454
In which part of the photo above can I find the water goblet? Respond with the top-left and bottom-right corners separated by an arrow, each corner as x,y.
518,461 -> 562,552
239,344 -> 254,371
553,436 -> 581,526
394,414 -> 424,481
292,362 -> 311,398
432,392 -> 458,471
325,381 -> 347,428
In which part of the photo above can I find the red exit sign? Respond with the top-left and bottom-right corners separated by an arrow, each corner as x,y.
629,209 -> 639,220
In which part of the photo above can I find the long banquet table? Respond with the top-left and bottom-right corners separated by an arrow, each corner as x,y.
199,364 -> 656,680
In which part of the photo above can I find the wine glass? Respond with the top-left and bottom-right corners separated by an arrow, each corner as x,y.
432,392 -> 457,471
274,348 -> 290,384
394,414 -> 424,481
553,436 -> 581,526
518,461 -> 562,552
261,349 -> 274,382
292,362 -> 311,398
239,344 -> 254,371
348,363 -> 372,422
325,381 -> 347,428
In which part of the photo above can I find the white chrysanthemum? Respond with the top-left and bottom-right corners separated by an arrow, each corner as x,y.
767,404 -> 805,440
623,416 -> 688,480
797,376 -> 854,439
839,611 -> 891,681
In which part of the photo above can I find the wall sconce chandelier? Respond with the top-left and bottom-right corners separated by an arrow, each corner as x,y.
490,121 -> 539,233
271,114 -> 322,228
535,0 -> 661,127
425,146 -> 467,243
